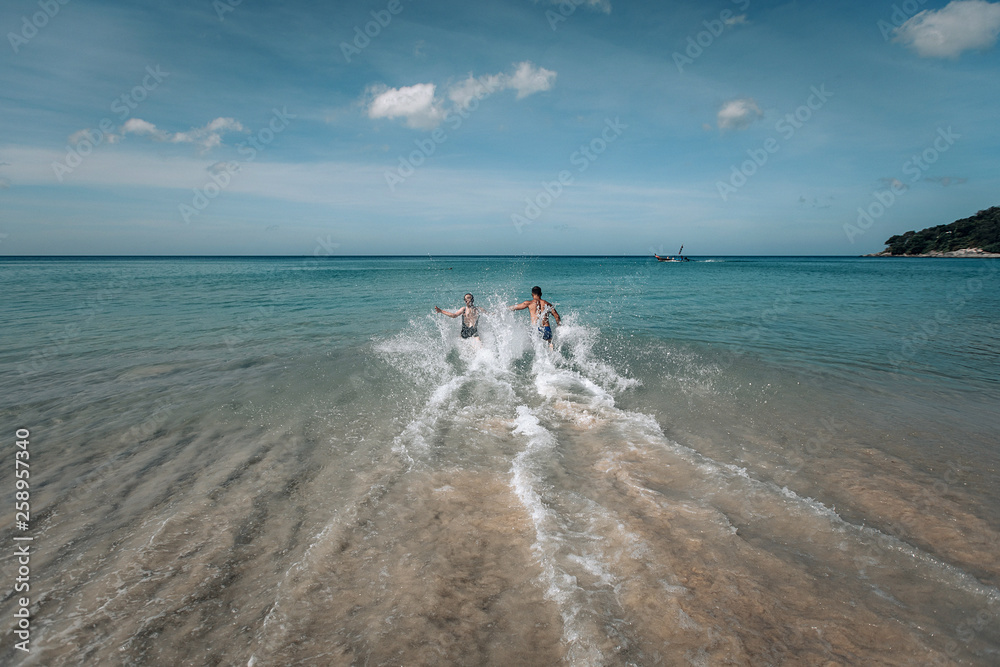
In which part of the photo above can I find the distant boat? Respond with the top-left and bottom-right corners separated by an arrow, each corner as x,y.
654,245 -> 690,262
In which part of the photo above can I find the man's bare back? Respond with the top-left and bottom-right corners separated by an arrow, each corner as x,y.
509,286 -> 561,347
518,298 -> 557,326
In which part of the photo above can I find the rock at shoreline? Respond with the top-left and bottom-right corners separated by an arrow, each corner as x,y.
865,247 -> 1000,258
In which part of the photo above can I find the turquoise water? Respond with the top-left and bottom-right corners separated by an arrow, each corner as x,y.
1,256 -> 998,664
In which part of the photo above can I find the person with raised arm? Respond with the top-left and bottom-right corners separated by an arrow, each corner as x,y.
434,293 -> 485,341
509,286 -> 561,349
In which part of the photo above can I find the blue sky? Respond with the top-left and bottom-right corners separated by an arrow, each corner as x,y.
2,0 -> 999,255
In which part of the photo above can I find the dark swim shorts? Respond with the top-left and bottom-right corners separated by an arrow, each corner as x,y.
461,323 -> 479,339
537,325 -> 552,341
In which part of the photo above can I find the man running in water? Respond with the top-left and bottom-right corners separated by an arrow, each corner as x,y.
509,286 -> 561,349
434,293 -> 485,341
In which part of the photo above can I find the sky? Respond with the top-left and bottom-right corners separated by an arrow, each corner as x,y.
1,0 -> 999,256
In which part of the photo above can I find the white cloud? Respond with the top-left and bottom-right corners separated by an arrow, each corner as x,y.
170,117 -> 245,151
717,98 -> 762,131
121,118 -> 168,140
366,83 -> 445,130
366,61 -> 557,128
448,74 -> 505,109
894,0 -> 1000,58
506,61 -> 557,99
4,145 -> 704,226
68,117 -> 246,152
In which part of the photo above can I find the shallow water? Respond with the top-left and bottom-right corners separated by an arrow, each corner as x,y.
1,256 -> 998,665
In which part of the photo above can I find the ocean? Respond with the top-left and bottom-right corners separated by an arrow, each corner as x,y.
1,255 -> 998,665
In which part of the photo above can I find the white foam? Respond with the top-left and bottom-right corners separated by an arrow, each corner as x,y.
509,406 -> 612,665
391,375 -> 464,462
376,302 -> 528,464
556,315 -> 640,395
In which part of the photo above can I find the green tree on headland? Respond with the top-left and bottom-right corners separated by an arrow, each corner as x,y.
882,207 -> 1000,255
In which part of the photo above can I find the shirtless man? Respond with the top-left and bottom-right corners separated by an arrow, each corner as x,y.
434,293 -> 485,341
509,286 -> 561,349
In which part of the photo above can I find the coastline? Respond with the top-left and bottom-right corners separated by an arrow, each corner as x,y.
864,247 -> 1000,258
